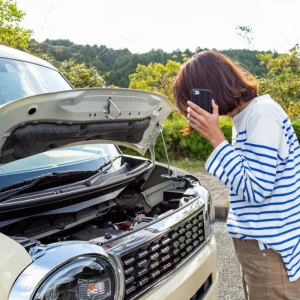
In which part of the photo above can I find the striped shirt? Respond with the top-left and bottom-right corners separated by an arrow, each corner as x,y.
205,94 -> 300,282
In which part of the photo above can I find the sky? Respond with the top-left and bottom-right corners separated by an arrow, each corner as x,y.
16,0 -> 300,53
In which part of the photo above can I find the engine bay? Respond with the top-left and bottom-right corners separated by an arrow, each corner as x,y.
0,160 -> 200,249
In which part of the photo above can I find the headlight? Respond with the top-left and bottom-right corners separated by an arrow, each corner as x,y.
33,256 -> 114,300
9,242 -> 122,300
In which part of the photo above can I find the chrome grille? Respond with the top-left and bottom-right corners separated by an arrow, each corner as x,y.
121,210 -> 205,299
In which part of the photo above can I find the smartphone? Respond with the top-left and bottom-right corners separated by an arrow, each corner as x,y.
191,88 -> 212,113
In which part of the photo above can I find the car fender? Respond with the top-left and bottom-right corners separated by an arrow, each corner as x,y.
0,233 -> 32,300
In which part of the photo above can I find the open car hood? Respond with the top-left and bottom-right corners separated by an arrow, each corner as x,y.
0,88 -> 175,164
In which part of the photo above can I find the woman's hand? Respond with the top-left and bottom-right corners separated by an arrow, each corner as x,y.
187,100 -> 226,148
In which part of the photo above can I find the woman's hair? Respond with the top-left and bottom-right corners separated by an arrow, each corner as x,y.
172,51 -> 258,123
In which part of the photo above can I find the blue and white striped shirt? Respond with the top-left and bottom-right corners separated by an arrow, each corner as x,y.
205,94 -> 300,282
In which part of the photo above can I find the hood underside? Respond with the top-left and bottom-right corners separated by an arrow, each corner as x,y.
0,88 -> 174,164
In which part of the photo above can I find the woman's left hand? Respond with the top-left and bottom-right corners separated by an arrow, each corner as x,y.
187,100 -> 226,148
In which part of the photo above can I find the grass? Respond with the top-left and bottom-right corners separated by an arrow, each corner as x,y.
166,159 -> 205,173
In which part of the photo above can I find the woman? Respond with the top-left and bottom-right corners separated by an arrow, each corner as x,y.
172,51 -> 300,299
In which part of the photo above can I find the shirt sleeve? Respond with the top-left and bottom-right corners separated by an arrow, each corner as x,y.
205,114 -> 289,205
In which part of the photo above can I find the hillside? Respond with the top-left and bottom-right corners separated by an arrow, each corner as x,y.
37,39 -> 271,88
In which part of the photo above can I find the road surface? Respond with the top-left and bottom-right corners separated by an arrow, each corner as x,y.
214,222 -> 244,300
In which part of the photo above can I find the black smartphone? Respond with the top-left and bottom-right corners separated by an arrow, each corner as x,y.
191,88 -> 212,113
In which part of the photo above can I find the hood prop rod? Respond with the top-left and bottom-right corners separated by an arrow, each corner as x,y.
159,124 -> 171,176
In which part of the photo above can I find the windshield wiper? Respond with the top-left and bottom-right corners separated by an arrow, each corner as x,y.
85,155 -> 122,186
0,156 -> 122,203
0,171 -> 92,203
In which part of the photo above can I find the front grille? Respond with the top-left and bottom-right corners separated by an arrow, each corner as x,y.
120,210 -> 206,299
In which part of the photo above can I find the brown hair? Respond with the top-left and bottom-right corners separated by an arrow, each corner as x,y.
172,51 -> 258,134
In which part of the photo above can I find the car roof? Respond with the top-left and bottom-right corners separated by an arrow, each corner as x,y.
0,45 -> 57,70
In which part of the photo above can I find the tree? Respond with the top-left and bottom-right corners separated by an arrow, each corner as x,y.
28,39 -> 59,67
258,45 -> 300,120
58,60 -> 105,88
0,0 -> 32,49
129,60 -> 181,102
28,40 -> 106,89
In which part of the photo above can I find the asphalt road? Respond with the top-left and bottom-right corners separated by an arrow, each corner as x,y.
214,221 -> 244,300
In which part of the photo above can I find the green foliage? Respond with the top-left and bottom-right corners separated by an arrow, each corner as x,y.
258,45 -> 300,120
58,60 -> 105,88
0,0 -> 32,49
129,60 -> 181,102
123,117 -> 232,161
28,40 -> 59,67
221,49 -> 269,77
292,120 -> 300,140
28,40 -> 105,89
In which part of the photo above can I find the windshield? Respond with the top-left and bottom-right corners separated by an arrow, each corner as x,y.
0,57 -> 71,105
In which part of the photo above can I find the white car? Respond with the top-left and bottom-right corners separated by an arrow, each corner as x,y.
0,45 -> 218,300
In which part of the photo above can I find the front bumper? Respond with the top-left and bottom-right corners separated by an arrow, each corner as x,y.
140,236 -> 218,300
